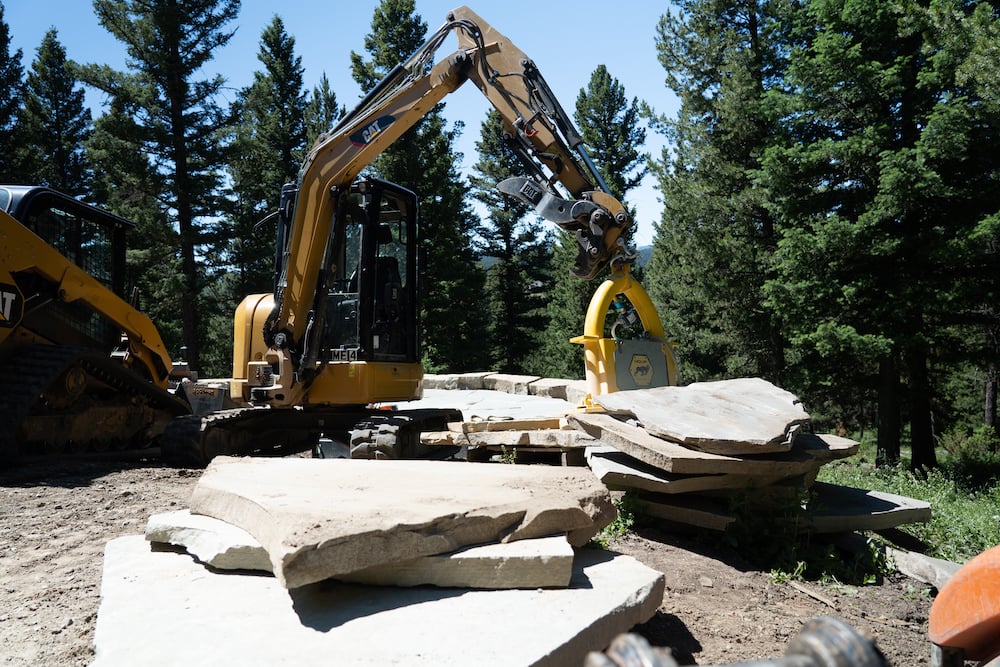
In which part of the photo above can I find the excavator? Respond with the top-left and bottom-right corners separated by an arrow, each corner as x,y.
160,6 -> 676,466
0,185 -> 189,461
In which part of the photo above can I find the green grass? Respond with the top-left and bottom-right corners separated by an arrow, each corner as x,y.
816,432 -> 1000,563
590,493 -> 636,549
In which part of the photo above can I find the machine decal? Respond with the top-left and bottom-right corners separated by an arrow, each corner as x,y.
628,353 -> 654,387
331,348 -> 359,362
350,115 -> 396,146
0,282 -> 23,328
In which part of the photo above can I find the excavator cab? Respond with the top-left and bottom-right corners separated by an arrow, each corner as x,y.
324,177 -> 417,363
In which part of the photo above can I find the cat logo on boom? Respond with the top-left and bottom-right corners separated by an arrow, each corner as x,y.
0,282 -> 23,328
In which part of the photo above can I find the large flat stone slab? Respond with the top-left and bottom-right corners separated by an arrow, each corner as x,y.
568,412 -> 821,477
593,378 -> 810,455
633,481 -> 930,534
189,457 -> 615,588
145,510 -> 575,589
94,536 -> 664,666
586,445 -> 790,494
807,482 -> 932,533
397,388 -> 575,421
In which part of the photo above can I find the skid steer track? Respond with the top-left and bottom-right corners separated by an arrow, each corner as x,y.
0,345 -> 189,463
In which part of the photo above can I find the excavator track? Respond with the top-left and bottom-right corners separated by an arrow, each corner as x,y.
0,345 -> 189,464
160,406 -> 462,467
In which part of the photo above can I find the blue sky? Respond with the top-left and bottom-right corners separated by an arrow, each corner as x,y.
7,1 -> 679,246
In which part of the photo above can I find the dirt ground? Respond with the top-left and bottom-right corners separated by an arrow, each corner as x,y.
0,457 -> 932,666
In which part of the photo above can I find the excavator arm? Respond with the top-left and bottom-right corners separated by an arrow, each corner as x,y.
267,6 -> 633,365
166,5 -> 674,465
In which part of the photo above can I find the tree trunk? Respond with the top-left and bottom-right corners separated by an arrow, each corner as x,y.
987,358 -> 998,449
907,346 -> 937,469
877,353 -> 901,466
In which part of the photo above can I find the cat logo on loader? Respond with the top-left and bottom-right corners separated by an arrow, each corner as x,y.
0,283 -> 23,328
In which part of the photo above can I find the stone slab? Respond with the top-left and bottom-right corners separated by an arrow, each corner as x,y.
484,373 -> 543,395
421,372 -> 493,390
341,535 -> 575,589
795,433 -> 860,460
525,379 -> 589,406
528,378 -> 574,400
564,381 -> 590,406
568,412 -> 821,477
396,388 -> 575,421
144,509 -> 271,571
189,457 -> 615,588
586,445 -> 789,494
94,536 -> 665,667
807,482 -> 932,533
634,481 -> 930,534
634,497 -> 736,531
422,429 -> 593,448
449,417 -> 568,433
593,378 -> 810,455
145,510 -> 575,589
887,548 -> 960,591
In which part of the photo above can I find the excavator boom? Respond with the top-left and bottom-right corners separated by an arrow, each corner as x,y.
269,6 -> 632,367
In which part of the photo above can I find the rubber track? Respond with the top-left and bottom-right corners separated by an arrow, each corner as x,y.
0,345 -> 188,462
160,406 -> 463,468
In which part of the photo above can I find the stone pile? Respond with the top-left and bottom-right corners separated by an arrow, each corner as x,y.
94,456 -> 666,665
569,378 -> 931,533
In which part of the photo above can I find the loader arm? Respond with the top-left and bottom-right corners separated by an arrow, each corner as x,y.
0,209 -> 173,386
267,6 -> 633,372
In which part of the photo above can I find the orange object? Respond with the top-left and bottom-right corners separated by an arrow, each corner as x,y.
929,544 -> 1000,662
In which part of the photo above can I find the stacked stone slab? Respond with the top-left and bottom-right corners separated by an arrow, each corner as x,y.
186,456 -> 616,588
423,372 -> 589,404
570,378 -> 930,533
95,455 -> 666,664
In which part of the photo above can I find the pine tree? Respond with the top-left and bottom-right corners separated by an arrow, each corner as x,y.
18,29 -> 92,195
0,3 -> 24,182
350,0 -> 488,373
304,73 -> 342,148
536,65 -> 648,379
227,15 -> 308,300
761,0 -> 1000,467
79,0 -> 239,373
471,109 -> 552,373
647,0 -> 789,388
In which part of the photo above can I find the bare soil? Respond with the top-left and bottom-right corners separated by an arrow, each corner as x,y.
0,458 -> 932,666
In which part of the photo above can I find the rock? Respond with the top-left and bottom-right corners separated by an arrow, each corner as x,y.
146,510 -> 577,589
94,536 -> 665,667
593,378 -> 810,455
807,482 -> 932,533
483,373 -> 542,395
585,445 -> 791,494
340,535 -> 575,589
422,372 -> 493,390
887,548 -> 961,591
568,413 -> 820,477
528,378 -> 574,400
144,510 -> 271,572
189,457 -> 615,588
